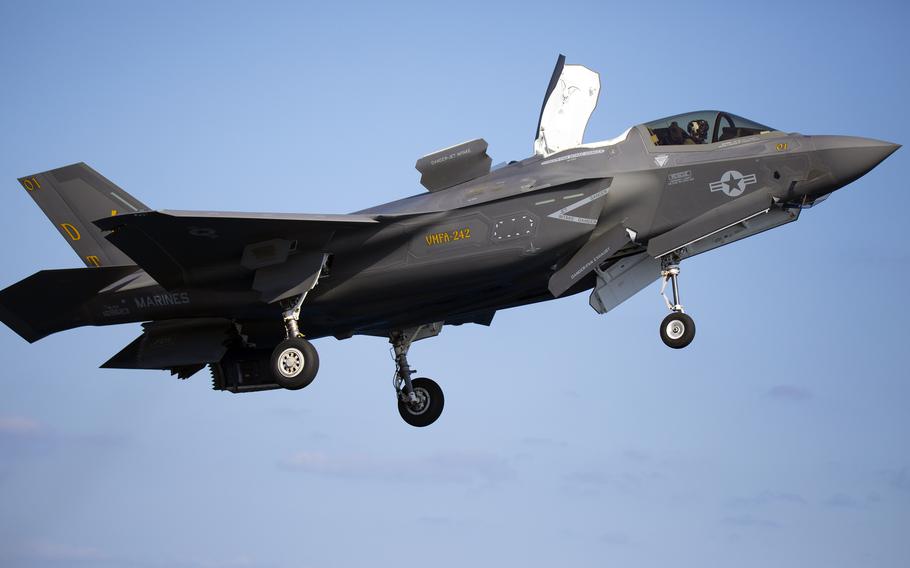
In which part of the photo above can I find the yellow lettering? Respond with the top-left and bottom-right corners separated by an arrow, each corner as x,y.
111,209 -> 118,216
60,223 -> 81,241
426,228 -> 472,246
85,255 -> 101,267
21,177 -> 41,191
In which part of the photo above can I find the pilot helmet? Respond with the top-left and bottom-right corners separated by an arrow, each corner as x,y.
687,119 -> 709,144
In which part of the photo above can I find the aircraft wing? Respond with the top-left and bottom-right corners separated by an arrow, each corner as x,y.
94,210 -> 380,297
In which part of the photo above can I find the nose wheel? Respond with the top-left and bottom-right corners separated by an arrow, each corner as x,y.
660,312 -> 695,349
658,259 -> 696,349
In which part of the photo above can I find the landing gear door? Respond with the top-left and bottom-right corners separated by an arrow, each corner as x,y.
534,55 -> 601,157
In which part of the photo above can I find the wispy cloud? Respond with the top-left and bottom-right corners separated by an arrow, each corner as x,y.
0,416 -> 42,435
0,415 -> 50,459
520,436 -> 568,449
176,554 -> 264,568
727,490 -> 807,509
721,514 -> 780,529
24,540 -> 108,561
824,493 -> 860,509
280,449 -> 516,485
622,449 -> 652,463
417,515 -> 457,526
600,531 -> 631,546
0,415 -> 128,463
888,467 -> 909,492
765,385 -> 813,402
563,468 -> 664,495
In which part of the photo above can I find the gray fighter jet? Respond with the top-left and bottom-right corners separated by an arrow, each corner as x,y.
0,56 -> 899,426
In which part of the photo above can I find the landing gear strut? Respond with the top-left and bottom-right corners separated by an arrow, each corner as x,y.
390,327 -> 444,427
658,257 -> 696,349
268,256 -> 326,390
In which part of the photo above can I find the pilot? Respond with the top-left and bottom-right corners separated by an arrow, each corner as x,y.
686,119 -> 709,144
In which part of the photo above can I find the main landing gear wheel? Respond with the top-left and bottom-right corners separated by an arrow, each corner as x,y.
270,337 -> 319,390
660,312 -> 695,349
397,377 -> 444,428
390,326 -> 445,427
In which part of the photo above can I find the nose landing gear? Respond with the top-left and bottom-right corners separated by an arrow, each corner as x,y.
658,258 -> 696,349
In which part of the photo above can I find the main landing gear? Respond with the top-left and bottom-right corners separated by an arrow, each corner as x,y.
390,327 -> 444,427
270,294 -> 320,390
658,258 -> 696,349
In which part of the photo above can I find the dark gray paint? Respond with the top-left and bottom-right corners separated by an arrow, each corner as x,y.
0,102 -> 899,392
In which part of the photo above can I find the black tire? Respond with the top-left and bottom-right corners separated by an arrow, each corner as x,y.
397,377 -> 444,427
270,337 -> 319,390
660,312 -> 696,349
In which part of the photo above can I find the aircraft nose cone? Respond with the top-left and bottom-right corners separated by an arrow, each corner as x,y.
813,135 -> 900,187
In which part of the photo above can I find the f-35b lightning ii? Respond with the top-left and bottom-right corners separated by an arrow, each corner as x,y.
0,56 -> 899,426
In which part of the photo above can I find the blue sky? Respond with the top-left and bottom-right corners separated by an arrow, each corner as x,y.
0,1 -> 908,566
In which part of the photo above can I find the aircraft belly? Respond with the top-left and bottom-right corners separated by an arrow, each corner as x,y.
309,247 -> 556,321
303,219 -> 586,334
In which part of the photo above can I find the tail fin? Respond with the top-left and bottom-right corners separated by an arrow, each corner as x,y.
0,266 -> 141,342
17,162 -> 150,267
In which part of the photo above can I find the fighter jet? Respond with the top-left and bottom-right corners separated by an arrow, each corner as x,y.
0,55 -> 899,427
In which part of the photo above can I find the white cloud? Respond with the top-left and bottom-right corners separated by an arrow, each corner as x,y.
727,490 -> 807,509
26,540 -> 107,561
824,493 -> 860,509
0,416 -> 41,434
765,385 -> 813,402
721,514 -> 780,529
280,449 -> 515,485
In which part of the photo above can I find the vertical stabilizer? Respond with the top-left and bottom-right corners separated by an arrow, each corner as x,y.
17,162 -> 149,267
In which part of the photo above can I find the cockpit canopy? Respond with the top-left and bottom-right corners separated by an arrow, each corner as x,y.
644,111 -> 776,146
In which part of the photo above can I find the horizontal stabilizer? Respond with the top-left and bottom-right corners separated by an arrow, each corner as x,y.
416,139 -> 492,192
0,266 -> 140,342
95,210 -> 378,291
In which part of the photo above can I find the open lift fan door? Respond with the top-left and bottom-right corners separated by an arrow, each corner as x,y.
534,56 -> 600,157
